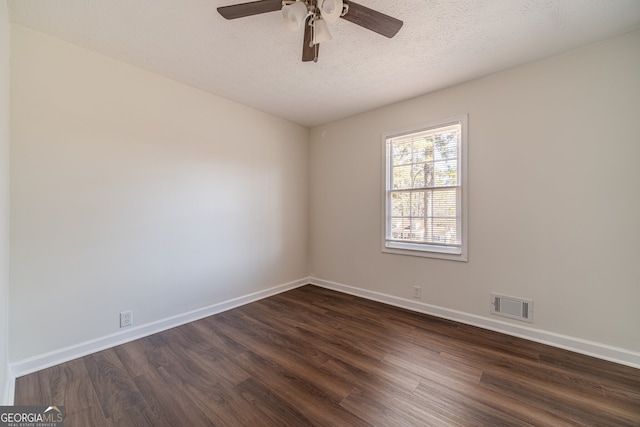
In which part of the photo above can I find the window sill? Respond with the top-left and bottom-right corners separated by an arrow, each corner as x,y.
383,241 -> 467,262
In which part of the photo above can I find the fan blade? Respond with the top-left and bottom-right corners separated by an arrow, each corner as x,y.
341,1 -> 403,38
302,16 -> 317,62
217,0 -> 282,20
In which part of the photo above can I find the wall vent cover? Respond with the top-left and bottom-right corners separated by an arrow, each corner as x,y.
491,293 -> 533,323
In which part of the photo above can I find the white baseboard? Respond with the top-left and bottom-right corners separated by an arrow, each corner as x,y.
309,277 -> 640,370
9,278 -> 309,380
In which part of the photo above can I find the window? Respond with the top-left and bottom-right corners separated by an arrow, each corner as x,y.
382,115 -> 467,261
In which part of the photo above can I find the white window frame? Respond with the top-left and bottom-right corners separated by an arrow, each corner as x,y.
382,114 -> 468,261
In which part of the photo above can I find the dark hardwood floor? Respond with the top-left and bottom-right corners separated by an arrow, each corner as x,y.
15,285 -> 640,426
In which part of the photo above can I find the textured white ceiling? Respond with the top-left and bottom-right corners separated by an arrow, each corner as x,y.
7,0 -> 640,127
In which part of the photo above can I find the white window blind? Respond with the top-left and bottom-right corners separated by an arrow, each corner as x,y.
383,116 -> 467,260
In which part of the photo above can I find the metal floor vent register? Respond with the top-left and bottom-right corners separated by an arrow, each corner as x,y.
491,293 -> 533,323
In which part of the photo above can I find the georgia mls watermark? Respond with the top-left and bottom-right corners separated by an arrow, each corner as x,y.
0,406 -> 64,427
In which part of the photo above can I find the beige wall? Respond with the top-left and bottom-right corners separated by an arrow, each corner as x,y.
9,25 -> 309,361
0,0 -> 9,404
310,29 -> 640,353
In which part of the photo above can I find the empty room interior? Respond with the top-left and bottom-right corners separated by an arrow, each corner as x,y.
1,0 -> 640,425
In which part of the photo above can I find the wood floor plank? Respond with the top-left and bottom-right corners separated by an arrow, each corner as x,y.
37,358 -> 102,418
440,349 -> 607,400
480,370 -> 640,426
231,350 -> 369,427
287,322 -> 422,393
414,378 -> 540,427
383,351 -> 482,387
319,356 -> 414,401
257,296 -> 394,362
13,372 -> 43,405
539,349 -> 640,392
13,285 -> 640,426
113,339 -> 221,426
601,382 -> 640,413
227,306 -> 334,370
83,348 -> 161,426
340,386 -> 444,427
211,311 -> 356,404
234,377 -> 315,427
411,363 -> 577,426
382,351 -> 543,426
131,373 -> 210,427
112,338 -> 173,379
65,406 -> 115,427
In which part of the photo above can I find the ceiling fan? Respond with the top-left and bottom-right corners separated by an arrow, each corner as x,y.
217,0 -> 403,62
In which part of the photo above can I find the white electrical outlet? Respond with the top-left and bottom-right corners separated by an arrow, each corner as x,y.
412,286 -> 422,299
120,310 -> 133,328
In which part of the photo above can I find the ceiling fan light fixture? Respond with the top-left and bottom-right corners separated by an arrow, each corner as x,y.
318,0 -> 343,23
218,0 -> 403,62
282,1 -> 308,31
312,17 -> 332,45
